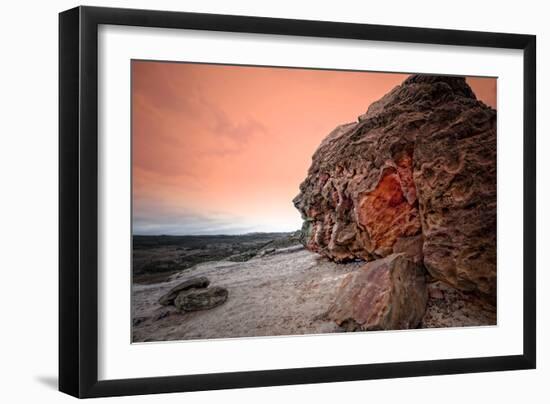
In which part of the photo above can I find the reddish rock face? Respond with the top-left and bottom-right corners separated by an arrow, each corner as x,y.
327,254 -> 428,331
294,75 -> 496,298
356,166 -> 421,257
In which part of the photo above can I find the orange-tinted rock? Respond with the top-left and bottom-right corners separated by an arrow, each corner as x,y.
294,75 -> 496,298
327,254 -> 427,331
357,167 -> 421,257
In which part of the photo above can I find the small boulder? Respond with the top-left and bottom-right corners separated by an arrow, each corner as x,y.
327,254 -> 427,331
158,276 -> 210,306
392,234 -> 424,264
174,286 -> 228,312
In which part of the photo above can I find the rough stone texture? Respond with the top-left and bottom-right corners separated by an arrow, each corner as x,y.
392,234 -> 424,264
327,254 -> 428,331
174,286 -> 229,312
421,281 -> 497,328
294,75 -> 496,298
158,276 -> 210,306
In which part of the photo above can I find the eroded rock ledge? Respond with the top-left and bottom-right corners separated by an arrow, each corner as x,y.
294,75 -> 496,302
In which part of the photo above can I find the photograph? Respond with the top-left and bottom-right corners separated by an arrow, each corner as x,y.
1,0 -> 543,401
131,61 -> 497,343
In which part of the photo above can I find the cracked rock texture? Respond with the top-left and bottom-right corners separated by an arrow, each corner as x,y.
327,254 -> 428,330
294,75 -> 496,298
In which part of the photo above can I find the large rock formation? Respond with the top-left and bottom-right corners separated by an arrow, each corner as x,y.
327,254 -> 428,330
294,75 -> 496,298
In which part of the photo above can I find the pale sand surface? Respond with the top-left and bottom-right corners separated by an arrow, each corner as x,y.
132,247 -> 362,342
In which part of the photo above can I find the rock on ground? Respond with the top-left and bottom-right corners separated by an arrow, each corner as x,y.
294,74 -> 496,298
327,254 -> 428,331
132,248 -> 495,342
158,276 -> 210,306
132,248 -> 363,342
174,286 -> 228,312
392,234 -> 424,265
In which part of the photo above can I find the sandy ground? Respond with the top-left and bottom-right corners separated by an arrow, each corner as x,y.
132,247 -> 363,342
132,246 -> 496,342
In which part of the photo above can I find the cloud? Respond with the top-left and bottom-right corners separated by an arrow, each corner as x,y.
133,60 -> 267,142
197,94 -> 268,144
132,61 -> 269,178
132,200 -> 258,235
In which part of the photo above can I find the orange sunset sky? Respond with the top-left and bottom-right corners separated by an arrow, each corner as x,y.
132,61 -> 496,235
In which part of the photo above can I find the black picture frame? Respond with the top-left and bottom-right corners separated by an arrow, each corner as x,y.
59,5 -> 536,398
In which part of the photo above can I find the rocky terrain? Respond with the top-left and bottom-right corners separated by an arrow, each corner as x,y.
133,232 -> 301,284
133,244 -> 361,342
133,237 -> 494,342
132,74 -> 497,342
294,74 -> 497,330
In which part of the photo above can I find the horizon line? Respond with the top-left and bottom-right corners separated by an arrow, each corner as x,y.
133,230 -> 300,237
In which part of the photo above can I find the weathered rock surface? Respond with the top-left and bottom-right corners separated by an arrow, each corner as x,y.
294,75 -> 496,298
392,234 -> 424,265
327,254 -> 428,330
158,276 -> 210,306
174,286 -> 229,312
132,248 -> 364,342
132,242 -> 496,342
421,281 -> 497,328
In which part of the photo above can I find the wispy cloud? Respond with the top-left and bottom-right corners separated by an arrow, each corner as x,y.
133,209 -> 258,236
132,62 -> 268,180
131,61 -> 497,237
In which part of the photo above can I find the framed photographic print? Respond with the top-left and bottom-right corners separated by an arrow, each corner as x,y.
59,6 -> 536,398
